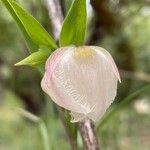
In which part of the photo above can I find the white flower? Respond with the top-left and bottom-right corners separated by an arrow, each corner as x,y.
41,46 -> 121,122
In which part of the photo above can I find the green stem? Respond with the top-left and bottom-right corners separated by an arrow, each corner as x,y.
39,120 -> 50,150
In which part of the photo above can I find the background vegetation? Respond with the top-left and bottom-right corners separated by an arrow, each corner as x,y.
0,0 -> 150,149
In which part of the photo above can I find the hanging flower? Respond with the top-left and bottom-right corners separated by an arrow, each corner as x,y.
41,46 -> 121,122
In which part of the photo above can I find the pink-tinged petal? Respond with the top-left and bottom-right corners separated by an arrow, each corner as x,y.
45,46 -> 72,79
41,46 -> 121,122
41,46 -> 91,114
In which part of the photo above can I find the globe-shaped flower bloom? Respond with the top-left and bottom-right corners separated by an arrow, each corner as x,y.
41,46 -> 121,122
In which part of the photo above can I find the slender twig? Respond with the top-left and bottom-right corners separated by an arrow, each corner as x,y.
45,0 -> 63,41
45,0 -> 100,149
78,119 -> 100,150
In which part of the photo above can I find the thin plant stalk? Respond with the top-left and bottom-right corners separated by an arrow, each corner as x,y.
39,120 -> 50,150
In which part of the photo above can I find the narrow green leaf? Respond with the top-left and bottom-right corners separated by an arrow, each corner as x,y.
1,0 -> 38,52
97,84 -> 150,130
19,109 -> 50,150
3,0 -> 57,50
60,0 -> 87,46
39,121 -> 50,150
15,48 -> 51,67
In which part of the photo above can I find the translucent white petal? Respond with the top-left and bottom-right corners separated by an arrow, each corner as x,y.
41,46 -> 120,122
41,46 -> 91,114
86,46 -> 119,122
91,46 -> 121,82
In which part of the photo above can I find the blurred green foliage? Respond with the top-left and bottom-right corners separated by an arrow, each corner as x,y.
0,0 -> 149,149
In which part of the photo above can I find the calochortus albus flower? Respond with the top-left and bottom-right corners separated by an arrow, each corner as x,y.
41,46 -> 121,122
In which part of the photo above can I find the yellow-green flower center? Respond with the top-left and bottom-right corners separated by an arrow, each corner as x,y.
74,47 -> 95,60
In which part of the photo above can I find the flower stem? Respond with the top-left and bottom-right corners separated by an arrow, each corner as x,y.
39,121 -> 50,150
78,119 -> 100,150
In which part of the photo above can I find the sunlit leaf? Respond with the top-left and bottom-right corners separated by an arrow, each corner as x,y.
2,0 -> 57,51
60,0 -> 87,46
15,47 -> 51,67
